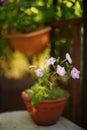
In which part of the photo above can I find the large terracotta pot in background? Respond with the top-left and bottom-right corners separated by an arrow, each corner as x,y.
21,91 -> 68,126
7,26 -> 51,55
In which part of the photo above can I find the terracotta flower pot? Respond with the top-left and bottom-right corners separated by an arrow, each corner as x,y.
21,91 -> 68,126
7,26 -> 51,55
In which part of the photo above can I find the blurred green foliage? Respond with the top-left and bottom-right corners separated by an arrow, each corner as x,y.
55,0 -> 82,19
0,0 -> 83,75
0,0 -> 55,35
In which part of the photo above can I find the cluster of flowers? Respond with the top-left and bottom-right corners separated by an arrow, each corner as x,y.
28,53 -> 80,105
34,53 -> 80,81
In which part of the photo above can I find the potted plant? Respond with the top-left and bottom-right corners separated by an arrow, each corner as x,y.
0,0 -> 55,55
21,52 -> 80,126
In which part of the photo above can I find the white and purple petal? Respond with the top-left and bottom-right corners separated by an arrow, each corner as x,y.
56,65 -> 66,76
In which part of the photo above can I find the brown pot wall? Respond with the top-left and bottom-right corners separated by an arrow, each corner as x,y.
7,26 -> 51,55
21,91 -> 68,126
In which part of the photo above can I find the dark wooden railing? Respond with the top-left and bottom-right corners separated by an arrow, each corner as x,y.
50,18 -> 83,123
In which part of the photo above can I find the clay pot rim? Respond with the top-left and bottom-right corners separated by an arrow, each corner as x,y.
7,26 -> 52,38
39,97 -> 67,103
21,90 -> 69,104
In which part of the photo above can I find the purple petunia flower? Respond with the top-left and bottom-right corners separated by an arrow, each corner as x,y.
70,67 -> 80,79
0,0 -> 6,5
56,65 -> 66,76
66,53 -> 72,64
34,68 -> 44,77
45,57 -> 56,66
